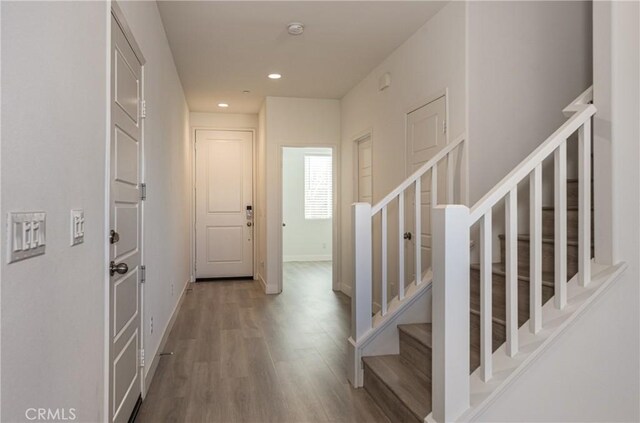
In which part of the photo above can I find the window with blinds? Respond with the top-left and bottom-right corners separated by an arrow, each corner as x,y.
304,154 -> 333,220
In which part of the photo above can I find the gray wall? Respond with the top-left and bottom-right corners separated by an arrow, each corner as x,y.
0,1 -> 191,421
1,2 -> 109,421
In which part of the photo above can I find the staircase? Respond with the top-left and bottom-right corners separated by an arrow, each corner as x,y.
347,86 -> 623,422
361,178 -> 590,423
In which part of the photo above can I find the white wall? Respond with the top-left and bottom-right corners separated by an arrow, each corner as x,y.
262,97 -> 341,293
467,1 -> 593,204
257,104 -> 268,290
475,2 -> 639,421
117,0 -> 191,388
282,147 -> 333,262
1,3 -> 108,421
0,2 -> 191,421
339,2 -> 467,296
190,112 -> 257,131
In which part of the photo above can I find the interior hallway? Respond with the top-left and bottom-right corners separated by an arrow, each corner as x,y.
136,261 -> 389,422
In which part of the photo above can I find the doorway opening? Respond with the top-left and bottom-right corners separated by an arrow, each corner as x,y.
281,147 -> 334,293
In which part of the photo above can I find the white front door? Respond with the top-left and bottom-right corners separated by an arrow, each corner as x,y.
196,130 -> 254,278
404,96 -> 447,285
109,13 -> 143,423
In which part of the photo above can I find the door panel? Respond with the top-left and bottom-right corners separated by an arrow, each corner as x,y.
196,130 -> 253,278
404,96 -> 446,287
109,13 -> 143,423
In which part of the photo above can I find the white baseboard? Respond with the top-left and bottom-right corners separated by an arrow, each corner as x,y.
143,279 -> 189,394
341,282 -> 352,297
283,254 -> 331,262
258,273 -> 280,295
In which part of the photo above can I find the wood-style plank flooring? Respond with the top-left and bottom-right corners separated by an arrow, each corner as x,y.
136,261 -> 390,423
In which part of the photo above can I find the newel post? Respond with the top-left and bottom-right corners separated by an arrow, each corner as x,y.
347,202 -> 373,388
431,205 -> 470,422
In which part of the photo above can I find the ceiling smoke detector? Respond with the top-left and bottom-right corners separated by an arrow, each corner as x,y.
287,22 -> 304,36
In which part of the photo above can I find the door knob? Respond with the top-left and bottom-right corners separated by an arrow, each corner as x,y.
110,230 -> 120,244
247,222 -> 252,227
403,232 -> 412,240
282,223 -> 286,227
110,261 -> 128,276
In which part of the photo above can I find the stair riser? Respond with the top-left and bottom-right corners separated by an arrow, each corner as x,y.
542,208 -> 578,239
363,362 -> 423,423
567,180 -> 579,208
470,268 -> 554,324
399,331 -> 431,380
469,312 -> 506,374
499,237 -> 590,279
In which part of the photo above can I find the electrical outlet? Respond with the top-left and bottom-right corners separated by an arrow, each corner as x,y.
150,316 -> 154,334
322,243 -> 327,249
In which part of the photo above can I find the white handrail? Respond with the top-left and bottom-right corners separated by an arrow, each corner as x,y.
469,103 -> 595,224
371,134 -> 465,215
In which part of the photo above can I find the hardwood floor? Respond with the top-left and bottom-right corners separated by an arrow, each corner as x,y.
136,261 -> 390,423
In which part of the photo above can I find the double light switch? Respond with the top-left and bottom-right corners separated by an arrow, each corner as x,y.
8,212 -> 46,263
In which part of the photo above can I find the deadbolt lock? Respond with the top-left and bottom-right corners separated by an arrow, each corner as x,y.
403,232 -> 412,240
110,230 -> 120,244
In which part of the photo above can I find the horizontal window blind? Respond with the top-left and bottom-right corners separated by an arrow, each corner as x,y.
304,155 -> 332,220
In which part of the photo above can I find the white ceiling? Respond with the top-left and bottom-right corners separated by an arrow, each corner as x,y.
157,1 -> 447,114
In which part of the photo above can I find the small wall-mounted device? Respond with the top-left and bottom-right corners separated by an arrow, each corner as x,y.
70,209 -> 85,246
246,205 -> 253,220
378,72 -> 391,91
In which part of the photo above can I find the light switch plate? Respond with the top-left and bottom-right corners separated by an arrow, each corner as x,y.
7,212 -> 46,263
70,209 -> 85,246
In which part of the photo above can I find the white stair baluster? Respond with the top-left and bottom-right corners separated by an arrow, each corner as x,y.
554,141 -> 568,309
432,165 -> 438,208
480,211 -> 493,382
398,192 -> 405,300
578,119 -> 592,287
415,178 -> 422,284
505,188 -> 518,357
447,151 -> 455,203
381,205 -> 388,315
530,165 -> 542,334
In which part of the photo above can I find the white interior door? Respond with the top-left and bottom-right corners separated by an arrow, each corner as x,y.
404,96 -> 446,285
109,13 -> 143,423
357,136 -> 373,203
196,130 -> 253,278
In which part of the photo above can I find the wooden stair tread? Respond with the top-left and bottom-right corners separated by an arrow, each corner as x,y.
397,323 -> 432,349
470,263 -> 555,287
498,233 -> 583,247
362,355 -> 432,421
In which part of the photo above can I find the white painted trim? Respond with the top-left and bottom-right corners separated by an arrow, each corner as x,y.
341,282 -> 352,297
191,128 -> 257,280
258,273 -> 279,295
105,4 -> 146,420
103,3 -> 112,421
283,255 -> 331,262
351,128 -> 374,204
446,261 -> 628,423
143,279 -> 189,393
110,0 -> 145,65
277,144 -> 340,293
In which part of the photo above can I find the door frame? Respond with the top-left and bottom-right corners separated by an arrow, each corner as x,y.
191,128 -> 257,281
352,129 -> 374,204
105,1 -> 147,420
277,144 -> 340,293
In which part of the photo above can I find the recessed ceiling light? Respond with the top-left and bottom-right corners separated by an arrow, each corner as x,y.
268,73 -> 282,80
218,103 -> 229,108
287,22 -> 304,36
243,90 -> 250,94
